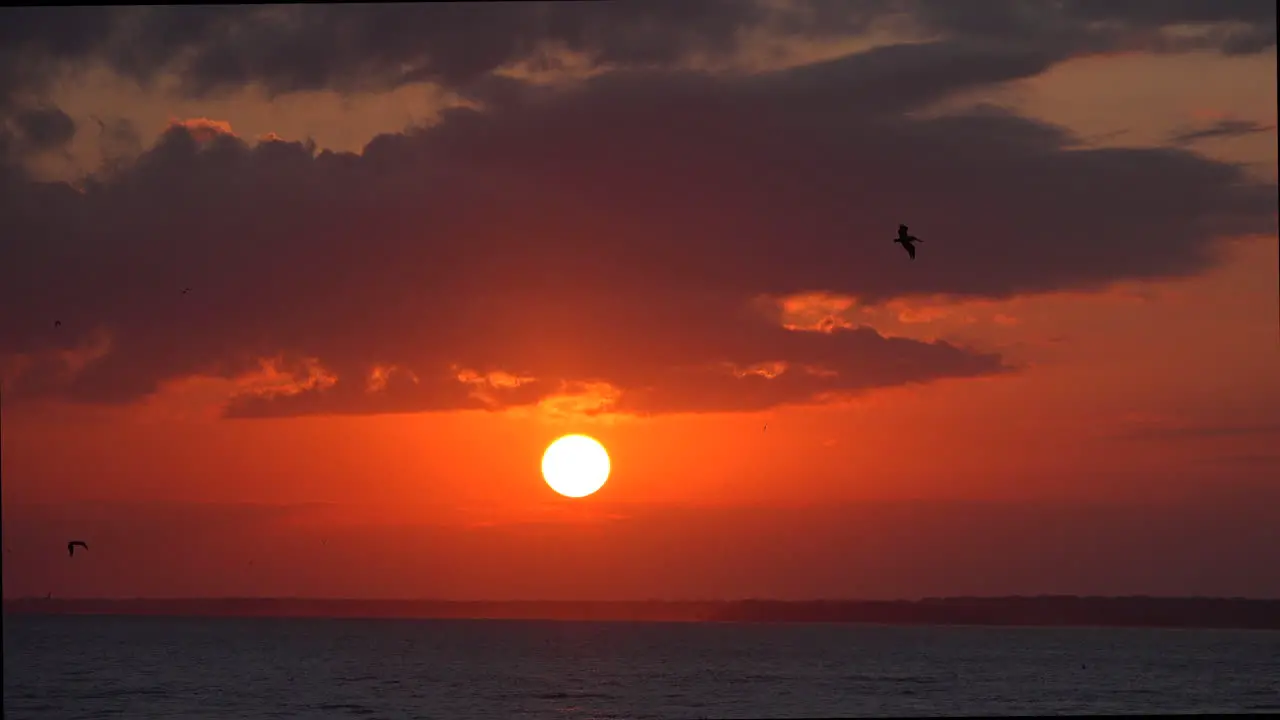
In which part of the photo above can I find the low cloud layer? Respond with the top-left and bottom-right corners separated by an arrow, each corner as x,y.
5,497 -> 1279,599
0,5 -> 1275,418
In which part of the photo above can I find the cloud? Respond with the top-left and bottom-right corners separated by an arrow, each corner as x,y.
6,497 -> 1279,599
1063,0 -> 1279,55
0,34 -> 1275,418
88,115 -> 143,172
1,105 -> 76,168
1170,118 -> 1277,145
166,116 -> 235,142
8,105 -> 76,150
0,2 -> 1273,109
0,3 -> 873,103
906,0 -> 1278,57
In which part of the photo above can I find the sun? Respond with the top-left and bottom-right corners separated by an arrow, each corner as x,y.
541,434 -> 611,498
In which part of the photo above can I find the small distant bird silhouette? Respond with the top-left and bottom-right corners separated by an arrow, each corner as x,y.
67,540 -> 88,557
54,320 -> 62,328
181,288 -> 191,295
893,224 -> 922,260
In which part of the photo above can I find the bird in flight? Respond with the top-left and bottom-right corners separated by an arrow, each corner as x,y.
181,288 -> 191,295
53,320 -> 62,328
894,224 -> 923,260
67,540 -> 88,557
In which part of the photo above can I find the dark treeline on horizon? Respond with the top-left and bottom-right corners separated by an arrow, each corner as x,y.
4,596 -> 1278,630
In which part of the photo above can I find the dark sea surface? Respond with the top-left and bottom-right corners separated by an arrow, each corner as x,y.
4,614 -> 1279,718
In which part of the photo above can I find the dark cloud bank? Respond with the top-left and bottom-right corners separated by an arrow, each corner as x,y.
2,2 -> 1274,101
0,2 -> 1275,418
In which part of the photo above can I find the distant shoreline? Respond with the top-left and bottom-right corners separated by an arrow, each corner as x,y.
5,596 -> 1278,630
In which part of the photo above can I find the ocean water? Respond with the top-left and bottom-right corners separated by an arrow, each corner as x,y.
4,615 -> 1279,718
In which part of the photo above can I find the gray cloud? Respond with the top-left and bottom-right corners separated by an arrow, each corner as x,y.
906,0 -> 1277,56
0,3 -> 871,102
10,105 -> 75,150
1,105 -> 76,168
0,1 -> 1273,108
1170,118 -> 1276,145
0,34 -> 1273,418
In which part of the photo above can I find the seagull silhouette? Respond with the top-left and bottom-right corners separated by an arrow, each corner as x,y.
893,224 -> 922,260
67,540 -> 88,557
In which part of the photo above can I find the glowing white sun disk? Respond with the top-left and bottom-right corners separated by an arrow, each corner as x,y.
541,434 -> 611,498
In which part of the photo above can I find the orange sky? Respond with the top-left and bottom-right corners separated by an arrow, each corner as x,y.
2,4 -> 1278,600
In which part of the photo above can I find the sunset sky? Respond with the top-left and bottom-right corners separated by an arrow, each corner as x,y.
2,2 -> 1278,601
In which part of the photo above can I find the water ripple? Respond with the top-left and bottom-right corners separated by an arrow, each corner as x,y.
4,616 -> 1278,719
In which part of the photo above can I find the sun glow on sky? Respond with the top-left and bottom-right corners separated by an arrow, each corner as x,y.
1,4 -> 1277,602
